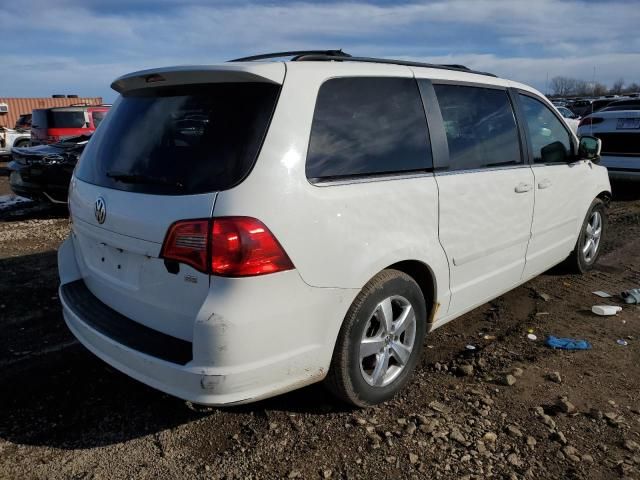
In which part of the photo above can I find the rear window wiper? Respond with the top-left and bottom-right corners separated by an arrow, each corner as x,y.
106,170 -> 184,188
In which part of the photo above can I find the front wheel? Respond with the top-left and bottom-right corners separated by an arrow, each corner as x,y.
566,198 -> 607,273
324,269 -> 427,407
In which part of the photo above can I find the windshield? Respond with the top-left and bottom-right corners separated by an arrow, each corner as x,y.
75,82 -> 280,195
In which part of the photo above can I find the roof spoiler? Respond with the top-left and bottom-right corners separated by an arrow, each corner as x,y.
111,64 -> 285,93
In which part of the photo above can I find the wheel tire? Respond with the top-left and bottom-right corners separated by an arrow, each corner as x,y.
14,139 -> 30,148
566,198 -> 607,273
325,269 -> 427,407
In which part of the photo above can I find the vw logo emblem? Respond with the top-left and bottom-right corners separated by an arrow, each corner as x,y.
95,197 -> 106,224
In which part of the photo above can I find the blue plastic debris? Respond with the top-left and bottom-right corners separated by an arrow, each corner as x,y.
545,336 -> 592,350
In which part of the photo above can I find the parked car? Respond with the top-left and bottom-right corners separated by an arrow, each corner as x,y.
556,106 -> 580,133
578,99 -> 640,181
58,51 -> 610,407
0,126 -> 31,158
31,104 -> 109,145
8,135 -> 89,203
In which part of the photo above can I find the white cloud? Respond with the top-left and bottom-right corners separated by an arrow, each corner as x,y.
0,0 -> 638,99
419,53 -> 640,94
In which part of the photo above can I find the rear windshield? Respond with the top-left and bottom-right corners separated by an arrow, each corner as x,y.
32,110 -> 87,129
15,114 -> 32,128
601,104 -> 640,111
75,83 -> 280,195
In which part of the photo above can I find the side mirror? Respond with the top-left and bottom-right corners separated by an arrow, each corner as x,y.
578,135 -> 602,163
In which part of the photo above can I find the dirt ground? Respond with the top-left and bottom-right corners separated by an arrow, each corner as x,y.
0,172 -> 639,480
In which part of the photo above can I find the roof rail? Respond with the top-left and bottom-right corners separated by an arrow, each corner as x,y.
228,50 -> 496,78
294,54 -> 497,77
230,50 -> 350,62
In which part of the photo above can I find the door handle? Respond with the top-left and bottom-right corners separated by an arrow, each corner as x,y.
514,183 -> 533,193
538,179 -> 552,189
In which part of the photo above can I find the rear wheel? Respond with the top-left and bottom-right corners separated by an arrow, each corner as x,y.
566,198 -> 607,273
13,139 -> 30,148
325,269 -> 427,407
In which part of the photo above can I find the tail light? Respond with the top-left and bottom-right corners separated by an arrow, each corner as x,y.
160,217 -> 294,277
160,220 -> 209,272
578,117 -> 604,128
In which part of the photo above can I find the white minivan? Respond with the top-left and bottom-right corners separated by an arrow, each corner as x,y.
58,51 -> 611,407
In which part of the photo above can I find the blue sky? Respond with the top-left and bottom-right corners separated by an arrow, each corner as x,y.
2,0 -> 639,102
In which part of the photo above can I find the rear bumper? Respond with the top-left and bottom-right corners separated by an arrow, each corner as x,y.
58,236 -> 358,405
600,155 -> 640,181
608,170 -> 640,181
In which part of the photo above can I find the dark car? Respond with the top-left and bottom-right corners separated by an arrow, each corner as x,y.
568,99 -> 593,117
8,135 -> 90,203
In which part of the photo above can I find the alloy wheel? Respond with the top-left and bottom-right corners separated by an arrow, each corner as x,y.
359,295 -> 417,387
582,210 -> 602,263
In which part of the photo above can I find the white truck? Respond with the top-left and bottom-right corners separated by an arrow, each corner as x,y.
0,127 -> 31,158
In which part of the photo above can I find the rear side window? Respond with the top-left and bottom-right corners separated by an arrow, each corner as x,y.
518,94 -> 572,164
32,110 -> 47,128
75,83 -> 280,195
91,110 -> 107,128
306,77 -> 432,180
433,84 -> 521,172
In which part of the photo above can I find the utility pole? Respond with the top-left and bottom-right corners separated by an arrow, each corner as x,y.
545,72 -> 549,96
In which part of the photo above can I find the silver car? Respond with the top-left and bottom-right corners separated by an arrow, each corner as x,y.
578,99 -> 640,181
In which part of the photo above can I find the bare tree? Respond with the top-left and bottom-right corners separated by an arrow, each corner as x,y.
611,78 -> 625,94
593,82 -> 608,96
549,76 -> 639,98
574,80 -> 589,96
550,76 -> 576,96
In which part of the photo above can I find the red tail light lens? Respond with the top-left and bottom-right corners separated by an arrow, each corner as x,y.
211,217 -> 294,277
160,217 -> 294,277
578,117 -> 604,128
160,219 -> 209,272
